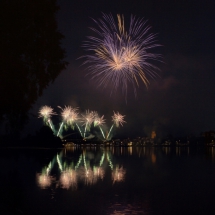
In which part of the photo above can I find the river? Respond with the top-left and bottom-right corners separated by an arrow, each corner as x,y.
0,146 -> 215,215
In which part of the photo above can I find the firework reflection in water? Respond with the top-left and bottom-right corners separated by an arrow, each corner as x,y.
36,150 -> 127,189
93,166 -> 105,180
112,166 -> 126,183
78,166 -> 95,185
36,173 -> 53,189
60,169 -> 77,189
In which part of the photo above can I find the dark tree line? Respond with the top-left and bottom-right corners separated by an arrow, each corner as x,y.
0,0 -> 67,136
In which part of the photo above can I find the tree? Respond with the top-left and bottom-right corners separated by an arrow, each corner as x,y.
0,0 -> 67,135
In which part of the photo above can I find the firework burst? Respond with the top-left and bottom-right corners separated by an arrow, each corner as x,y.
58,106 -> 72,122
94,112 -> 106,139
81,110 -> 95,137
112,111 -> 126,127
67,107 -> 83,137
82,110 -> 95,127
82,13 -> 161,96
94,112 -> 105,126
38,105 -> 56,132
57,106 -> 72,137
57,106 -> 81,137
67,108 -> 79,127
106,111 -> 126,140
38,105 -> 56,120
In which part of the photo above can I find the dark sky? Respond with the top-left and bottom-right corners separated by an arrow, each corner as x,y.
28,0 -> 215,138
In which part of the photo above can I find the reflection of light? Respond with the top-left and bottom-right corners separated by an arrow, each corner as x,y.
107,203 -> 146,215
135,146 -> 142,157
93,166 -> 105,180
128,147 -> 132,155
60,170 -> 77,189
75,154 -> 82,170
57,154 -> 63,172
151,153 -> 156,163
112,166 -> 126,183
163,146 -> 170,155
107,153 -> 113,170
208,147 -> 215,161
176,147 -> 180,156
36,149 -> 127,189
99,153 -> 105,166
64,146 -> 75,152
78,167 -> 94,185
36,173 -> 52,189
143,147 -> 146,155
46,161 -> 52,174
176,146 -> 191,156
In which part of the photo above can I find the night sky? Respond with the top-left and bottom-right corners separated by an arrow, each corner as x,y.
27,0 -> 215,138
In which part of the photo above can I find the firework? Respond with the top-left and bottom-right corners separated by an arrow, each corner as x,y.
38,105 -> 56,119
38,105 -> 56,132
38,105 -> 126,140
67,107 -> 79,126
94,112 -> 106,139
94,112 -> 105,126
57,106 -> 71,137
81,110 -> 95,137
66,107 -> 83,136
82,13 -> 161,96
106,111 -> 126,140
112,111 -> 126,127
58,106 -> 72,122
57,106 -> 81,137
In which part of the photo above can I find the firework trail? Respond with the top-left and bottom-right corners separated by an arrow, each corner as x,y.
67,107 -> 83,137
81,110 -> 95,138
106,111 -> 126,140
94,112 -> 106,139
38,105 -> 56,133
57,106 -> 72,137
57,106 -> 82,138
38,106 -> 126,140
82,13 -> 161,97
75,123 -> 83,137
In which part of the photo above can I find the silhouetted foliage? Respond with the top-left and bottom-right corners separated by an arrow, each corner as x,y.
34,125 -> 62,147
0,0 -> 67,135
20,125 -> 62,147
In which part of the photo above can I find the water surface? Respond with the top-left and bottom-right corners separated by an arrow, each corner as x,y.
0,146 -> 215,215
